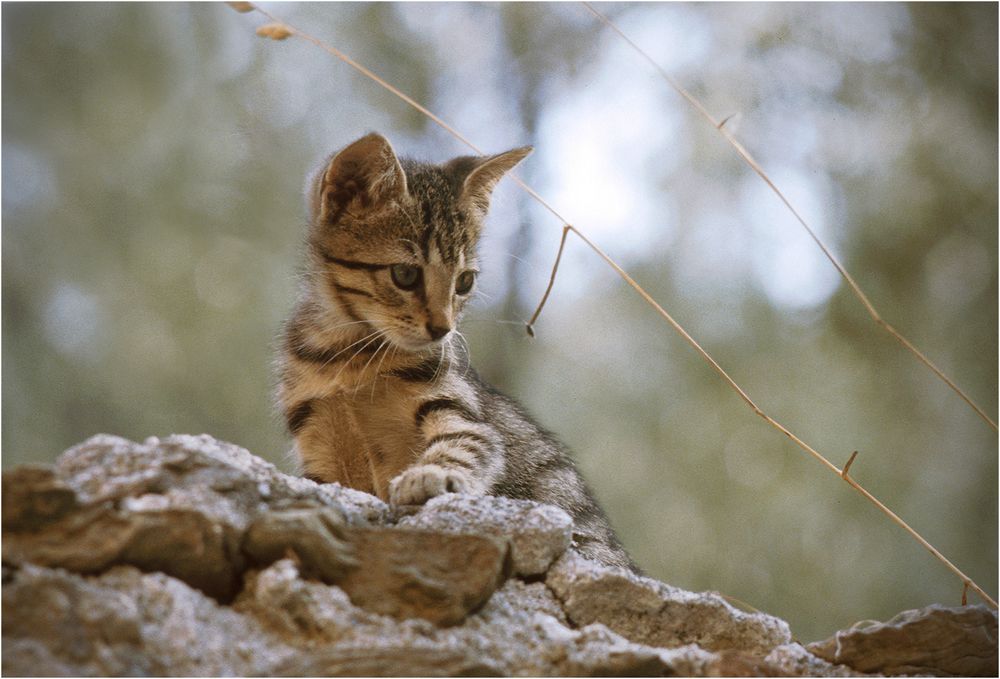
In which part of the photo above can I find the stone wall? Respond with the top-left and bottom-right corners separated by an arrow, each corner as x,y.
3,434 -> 996,676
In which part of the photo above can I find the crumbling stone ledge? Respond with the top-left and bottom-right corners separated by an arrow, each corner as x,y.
2,434 -> 995,676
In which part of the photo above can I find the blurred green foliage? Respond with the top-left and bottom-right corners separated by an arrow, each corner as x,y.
3,2 -> 996,641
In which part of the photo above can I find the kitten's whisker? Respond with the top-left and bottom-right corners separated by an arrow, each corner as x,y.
321,319 -> 380,340
330,331 -> 386,386
327,319 -> 377,330
463,317 -> 527,327
453,331 -> 473,377
370,339 -> 397,402
386,344 -> 400,379
451,330 -> 468,359
375,339 -> 395,376
430,344 -> 447,383
501,251 -> 530,266
354,341 -> 382,387
319,329 -> 383,371
355,338 -> 388,398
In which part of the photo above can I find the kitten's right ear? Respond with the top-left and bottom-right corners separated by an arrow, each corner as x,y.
311,133 -> 408,224
454,145 -> 533,217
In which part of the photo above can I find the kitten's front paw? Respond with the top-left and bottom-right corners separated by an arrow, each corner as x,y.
388,464 -> 477,506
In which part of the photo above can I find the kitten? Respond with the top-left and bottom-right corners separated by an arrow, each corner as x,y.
277,133 -> 637,572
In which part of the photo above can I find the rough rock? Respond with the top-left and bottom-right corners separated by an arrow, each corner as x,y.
243,503 -> 512,624
807,604 -> 998,676
0,559 -> 751,676
336,526 -> 509,625
2,464 -> 79,530
243,504 -> 357,582
397,493 -> 572,576
3,434 -> 381,601
3,433 -> 995,676
3,562 -> 291,676
546,549 -> 792,654
765,643 -> 867,677
3,461 -> 249,601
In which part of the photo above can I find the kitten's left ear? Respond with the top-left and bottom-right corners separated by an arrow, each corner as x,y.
455,146 -> 533,216
313,133 -> 408,224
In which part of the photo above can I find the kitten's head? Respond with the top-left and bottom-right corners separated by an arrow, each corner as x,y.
307,133 -> 531,352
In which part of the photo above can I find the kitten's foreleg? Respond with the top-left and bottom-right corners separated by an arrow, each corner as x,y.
388,397 -> 504,505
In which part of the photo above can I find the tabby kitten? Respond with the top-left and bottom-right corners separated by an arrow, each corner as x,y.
277,133 -> 636,571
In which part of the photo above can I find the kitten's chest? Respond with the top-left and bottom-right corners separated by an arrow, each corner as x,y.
343,378 -> 426,495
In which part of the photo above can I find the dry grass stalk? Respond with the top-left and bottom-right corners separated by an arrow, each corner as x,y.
581,2 -> 997,433
841,451 -> 859,479
228,2 -> 997,609
226,2 -> 254,14
255,23 -> 293,41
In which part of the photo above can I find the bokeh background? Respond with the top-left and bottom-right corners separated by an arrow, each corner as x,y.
3,2 -> 996,641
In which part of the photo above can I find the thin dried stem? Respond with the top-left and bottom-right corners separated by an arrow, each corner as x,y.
841,451 -> 859,479
525,224 -> 571,337
581,2 -> 997,433
250,6 -> 486,158
840,471 -> 994,608
229,2 -> 997,609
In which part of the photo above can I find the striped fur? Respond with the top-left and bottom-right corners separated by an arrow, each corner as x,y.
276,133 -> 637,571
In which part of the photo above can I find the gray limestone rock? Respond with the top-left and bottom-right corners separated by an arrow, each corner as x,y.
397,493 -> 573,576
243,503 -> 358,583
3,433 -> 992,677
2,562 -> 294,676
546,549 -> 792,655
807,604 -> 998,676
2,465 -> 79,531
765,643 -> 872,677
2,434 -> 387,601
336,526 -> 510,626
229,559 -> 757,677
4,475 -> 248,600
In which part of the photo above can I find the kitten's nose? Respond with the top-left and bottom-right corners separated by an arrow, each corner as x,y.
426,323 -> 451,341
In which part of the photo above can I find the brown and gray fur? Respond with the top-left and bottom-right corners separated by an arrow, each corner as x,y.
277,132 -> 637,571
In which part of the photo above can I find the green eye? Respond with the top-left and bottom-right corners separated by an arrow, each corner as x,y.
390,264 -> 421,290
455,270 -> 476,295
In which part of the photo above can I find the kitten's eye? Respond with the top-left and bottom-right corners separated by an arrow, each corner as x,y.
455,270 -> 476,295
390,264 -> 421,290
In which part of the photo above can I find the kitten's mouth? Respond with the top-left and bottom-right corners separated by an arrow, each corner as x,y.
385,331 -> 447,354
406,337 -> 449,353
